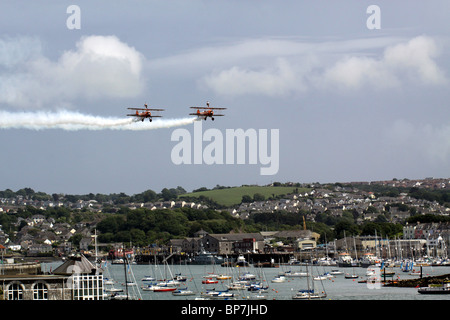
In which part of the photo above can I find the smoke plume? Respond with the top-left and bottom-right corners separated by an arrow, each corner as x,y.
0,110 -> 196,131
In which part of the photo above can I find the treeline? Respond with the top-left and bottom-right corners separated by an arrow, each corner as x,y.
96,207 -> 244,246
247,210 -> 403,243
0,186 -> 188,204
409,187 -> 450,206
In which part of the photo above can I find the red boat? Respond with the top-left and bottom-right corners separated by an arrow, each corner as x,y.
202,279 -> 218,284
153,286 -> 177,292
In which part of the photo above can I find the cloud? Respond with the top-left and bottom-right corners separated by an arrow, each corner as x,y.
202,58 -> 307,97
0,35 -> 145,108
199,36 -> 447,96
323,35 -> 447,90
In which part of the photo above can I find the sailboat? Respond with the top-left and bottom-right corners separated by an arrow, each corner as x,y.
345,237 -> 359,279
292,264 -> 327,300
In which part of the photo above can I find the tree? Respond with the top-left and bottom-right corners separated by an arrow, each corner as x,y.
241,195 -> 252,203
253,193 -> 265,201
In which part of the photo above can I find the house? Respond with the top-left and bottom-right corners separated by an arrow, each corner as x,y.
201,233 -> 265,254
79,237 -> 93,251
27,244 -> 53,256
168,239 -> 184,253
182,237 -> 203,254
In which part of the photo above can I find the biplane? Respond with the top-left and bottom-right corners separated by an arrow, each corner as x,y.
189,101 -> 226,121
127,104 -> 164,122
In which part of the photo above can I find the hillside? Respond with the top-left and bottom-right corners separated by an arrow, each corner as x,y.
180,185 -> 309,207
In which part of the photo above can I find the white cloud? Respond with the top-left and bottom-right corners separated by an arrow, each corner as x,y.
0,35 -> 145,108
323,35 -> 447,91
202,58 -> 307,97
198,36 -> 447,96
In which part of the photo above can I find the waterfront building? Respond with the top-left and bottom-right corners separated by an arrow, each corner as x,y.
0,254 -> 103,300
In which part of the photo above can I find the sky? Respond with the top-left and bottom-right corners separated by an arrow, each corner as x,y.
0,1 -> 449,195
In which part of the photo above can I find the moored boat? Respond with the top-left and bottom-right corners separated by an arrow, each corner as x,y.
418,283 -> 450,294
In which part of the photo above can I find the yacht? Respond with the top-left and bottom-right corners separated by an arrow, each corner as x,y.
337,253 -> 353,267
190,249 -> 224,265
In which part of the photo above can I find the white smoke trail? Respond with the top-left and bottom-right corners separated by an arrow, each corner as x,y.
0,110 -> 196,131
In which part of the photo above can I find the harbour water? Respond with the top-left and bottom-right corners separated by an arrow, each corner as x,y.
41,261 -> 450,300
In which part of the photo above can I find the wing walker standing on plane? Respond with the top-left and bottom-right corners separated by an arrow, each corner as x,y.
189,101 -> 226,121
127,104 -> 164,122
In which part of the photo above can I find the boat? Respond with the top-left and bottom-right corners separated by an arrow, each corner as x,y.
172,288 -> 196,296
157,279 -> 181,287
291,263 -> 327,300
345,273 -> 359,279
330,269 -> 343,275
226,281 -> 247,290
313,274 -> 328,281
202,278 -> 218,284
236,255 -> 249,267
337,252 -> 353,267
105,287 -> 123,293
360,253 -> 381,268
418,283 -> 450,294
141,276 -> 156,281
201,290 -> 235,300
190,249 -> 224,265
216,274 -> 232,280
153,286 -> 178,292
173,273 -> 187,282
292,289 -> 327,300
240,272 -> 257,281
284,270 -> 308,277
271,275 -> 286,283
247,282 -> 269,292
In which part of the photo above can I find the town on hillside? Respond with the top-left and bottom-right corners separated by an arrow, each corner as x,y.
0,177 -> 449,264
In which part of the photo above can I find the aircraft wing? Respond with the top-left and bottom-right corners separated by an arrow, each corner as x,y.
127,108 -> 165,111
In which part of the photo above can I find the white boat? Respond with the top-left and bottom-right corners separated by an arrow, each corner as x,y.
105,287 -> 123,293
240,272 -> 256,280
313,274 -> 328,281
361,253 -> 381,268
157,279 -> 180,287
141,276 -> 156,281
284,270 -> 308,277
292,289 -> 327,300
271,275 -> 286,283
330,269 -> 343,275
172,288 -> 195,296
227,281 -> 247,290
337,253 -> 353,267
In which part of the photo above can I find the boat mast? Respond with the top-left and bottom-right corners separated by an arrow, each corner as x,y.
122,244 -> 129,300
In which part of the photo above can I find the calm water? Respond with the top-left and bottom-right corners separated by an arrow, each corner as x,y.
41,261 -> 450,300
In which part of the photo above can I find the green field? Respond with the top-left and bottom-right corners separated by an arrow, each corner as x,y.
180,186 -> 310,207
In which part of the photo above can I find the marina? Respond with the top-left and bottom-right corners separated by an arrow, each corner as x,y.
41,260 -> 450,300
